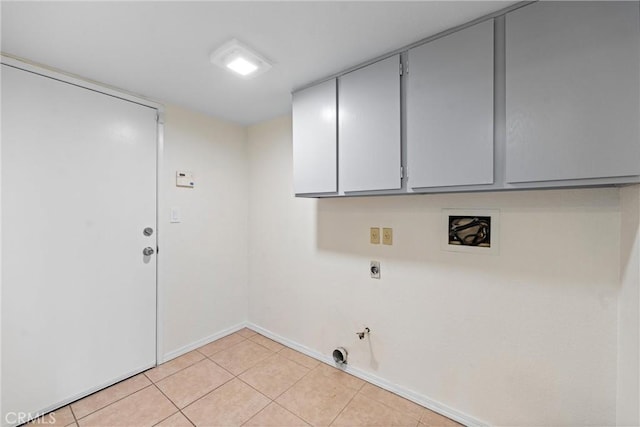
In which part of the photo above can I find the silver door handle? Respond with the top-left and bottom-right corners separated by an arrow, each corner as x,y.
143,247 -> 155,256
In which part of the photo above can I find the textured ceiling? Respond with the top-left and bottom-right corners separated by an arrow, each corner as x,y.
2,1 -> 515,125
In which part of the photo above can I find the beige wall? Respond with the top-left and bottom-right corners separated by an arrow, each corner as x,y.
156,108 -> 638,426
159,104 -> 249,358
247,115 -> 622,426
618,186 -> 640,425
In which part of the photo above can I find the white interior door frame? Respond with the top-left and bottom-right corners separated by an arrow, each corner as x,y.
0,55 -> 166,412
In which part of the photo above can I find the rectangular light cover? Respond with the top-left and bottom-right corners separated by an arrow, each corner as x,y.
210,39 -> 272,78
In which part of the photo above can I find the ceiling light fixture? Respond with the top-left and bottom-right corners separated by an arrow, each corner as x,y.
210,39 -> 272,79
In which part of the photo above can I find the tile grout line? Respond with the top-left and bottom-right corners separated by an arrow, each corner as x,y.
273,362 -> 366,426
151,331 -> 249,382
170,367 -> 237,417
269,362 -> 316,402
236,328 -> 259,339
175,338 -> 288,425
277,347 -> 324,371
68,404 -> 78,426
150,382 -> 196,427
238,400 -> 312,427
200,335 -> 250,360
239,334 -> 279,355
233,349 -> 314,408
355,386 -> 425,423
168,376 -> 235,415
145,352 -> 209,384
261,360 -> 326,425
203,344 -> 274,377
179,409 -> 197,427
272,401 -> 313,427
147,331 -> 252,417
203,354 -> 241,378
146,335 -> 247,425
247,333 -> 287,352
70,382 -> 155,422
151,336 -> 245,385
235,373 -> 276,402
232,377 -> 276,426
326,383 -> 360,427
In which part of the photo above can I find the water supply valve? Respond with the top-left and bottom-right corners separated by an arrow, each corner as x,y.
356,327 -> 370,340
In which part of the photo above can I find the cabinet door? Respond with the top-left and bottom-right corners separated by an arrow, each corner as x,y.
292,79 -> 337,194
339,55 -> 401,192
407,20 -> 494,188
505,1 -> 640,183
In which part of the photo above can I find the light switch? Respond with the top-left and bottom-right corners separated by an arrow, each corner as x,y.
170,207 -> 181,223
176,171 -> 194,188
382,228 -> 393,245
370,227 -> 380,244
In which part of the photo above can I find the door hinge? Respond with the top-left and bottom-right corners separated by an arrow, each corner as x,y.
400,62 -> 403,76
401,166 -> 405,179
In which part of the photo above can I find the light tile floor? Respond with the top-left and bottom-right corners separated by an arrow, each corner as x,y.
29,328 -> 462,427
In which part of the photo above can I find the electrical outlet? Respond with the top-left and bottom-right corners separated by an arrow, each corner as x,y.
370,227 -> 380,244
370,261 -> 380,279
382,227 -> 393,245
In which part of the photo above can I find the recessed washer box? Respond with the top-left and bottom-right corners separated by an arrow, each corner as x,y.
442,209 -> 499,255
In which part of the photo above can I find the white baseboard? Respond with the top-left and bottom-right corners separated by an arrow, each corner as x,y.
247,322 -> 489,427
159,321 -> 247,363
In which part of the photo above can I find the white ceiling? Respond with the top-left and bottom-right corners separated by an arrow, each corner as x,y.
2,1 -> 515,125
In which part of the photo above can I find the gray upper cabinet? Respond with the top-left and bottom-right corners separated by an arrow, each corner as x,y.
339,55 -> 402,192
292,79 -> 337,194
293,1 -> 640,198
407,19 -> 494,189
505,1 -> 640,184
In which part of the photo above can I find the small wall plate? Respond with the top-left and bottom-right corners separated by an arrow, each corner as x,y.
441,209 -> 500,255
176,171 -> 194,188
370,261 -> 381,279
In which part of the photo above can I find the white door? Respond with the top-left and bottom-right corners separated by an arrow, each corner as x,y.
1,64 -> 157,425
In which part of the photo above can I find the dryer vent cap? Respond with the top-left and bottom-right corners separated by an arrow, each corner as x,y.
333,347 -> 348,365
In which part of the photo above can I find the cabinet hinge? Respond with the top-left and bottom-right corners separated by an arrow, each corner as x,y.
401,166 -> 405,179
400,60 -> 407,76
